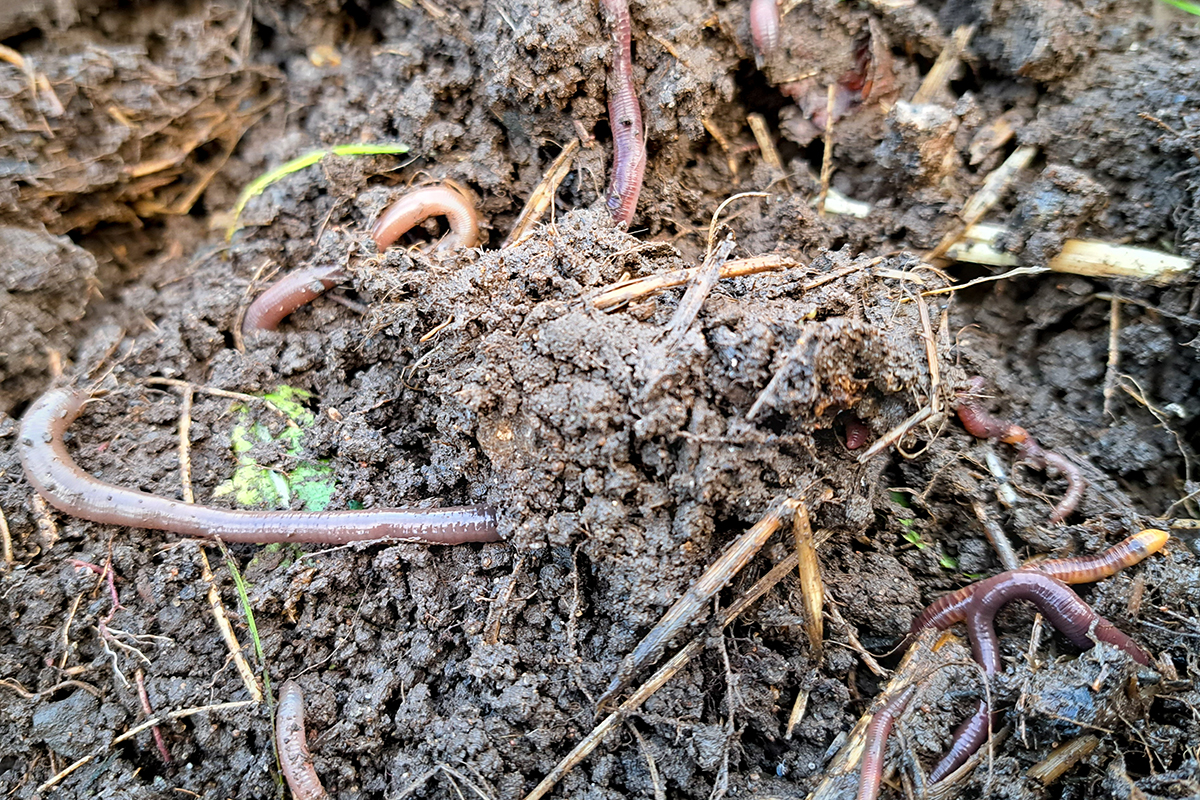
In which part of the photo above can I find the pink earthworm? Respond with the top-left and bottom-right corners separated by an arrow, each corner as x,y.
276,680 -> 328,800
749,0 -> 781,62
18,387 -> 501,545
371,181 -> 480,251
856,684 -> 916,800
955,377 -> 1086,523
599,0 -> 646,226
243,266 -> 347,334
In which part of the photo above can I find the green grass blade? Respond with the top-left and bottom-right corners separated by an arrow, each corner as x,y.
225,142 -> 409,239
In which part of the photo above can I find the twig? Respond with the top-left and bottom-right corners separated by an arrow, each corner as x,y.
703,117 -> 740,179
503,139 -> 580,248
855,405 -> 935,463
941,224 -> 1191,284
911,25 -> 976,105
522,550 -> 802,800
792,501 -> 825,656
785,688 -> 810,740
628,723 -> 667,800
36,755 -> 93,792
1104,296 -> 1120,419
144,377 -> 298,426
484,557 -> 526,645
970,497 -> 1020,572
167,381 -> 262,702
706,192 -> 768,255
662,236 -> 737,351
817,85 -> 836,216
591,254 -> 797,310
0,504 -> 12,569
920,264 -> 1051,296
912,284 -> 942,416
926,145 -> 1038,260
596,498 -> 801,709
747,113 -> 789,190
826,602 -> 889,678
112,699 -> 257,745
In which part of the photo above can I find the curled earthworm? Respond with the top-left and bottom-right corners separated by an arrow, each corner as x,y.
18,387 -> 501,545
276,680 -> 328,800
599,0 -> 646,226
856,684 -> 916,800
955,378 -> 1087,523
371,181 -> 480,251
927,571 -> 1151,781
844,414 -> 870,450
243,266 -> 347,334
909,530 -> 1169,635
749,0 -> 781,62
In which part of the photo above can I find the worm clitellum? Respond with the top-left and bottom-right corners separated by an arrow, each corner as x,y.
599,0 -> 646,226
19,387 -> 501,545
371,181 -> 480,251
243,265 -> 347,334
276,680 -> 328,800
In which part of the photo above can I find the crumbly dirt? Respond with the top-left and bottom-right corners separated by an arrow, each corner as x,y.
1,1 -> 1199,799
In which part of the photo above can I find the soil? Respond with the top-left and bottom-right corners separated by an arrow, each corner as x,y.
2,1 -> 1200,799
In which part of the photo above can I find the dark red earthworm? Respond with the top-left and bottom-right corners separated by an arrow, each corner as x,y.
927,571 -> 1150,781
599,0 -> 646,226
857,684 -> 916,800
909,585 -> 976,636
955,377 -> 1086,522
927,698 -> 997,783
371,181 -> 480,251
18,387 -> 501,545
844,414 -> 871,450
910,530 -> 1169,636
749,0 -> 781,61
276,680 -> 328,800
243,266 -> 347,334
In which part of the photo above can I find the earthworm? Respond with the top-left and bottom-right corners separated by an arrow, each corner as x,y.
599,0 -> 646,226
927,571 -> 1150,782
909,530 -> 1168,635
18,387 -> 501,545
844,414 -> 871,450
927,698 -> 997,783
966,570 -> 1151,676
856,685 -> 916,800
1028,529 -> 1168,585
243,266 -> 347,334
276,680 -> 328,800
371,182 -> 480,251
955,378 -> 1086,522
1024,445 -> 1086,524
749,0 -> 781,60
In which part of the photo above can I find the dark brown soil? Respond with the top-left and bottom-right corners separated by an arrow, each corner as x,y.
2,1 -> 1200,799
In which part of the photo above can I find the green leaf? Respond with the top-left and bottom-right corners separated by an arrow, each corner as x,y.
214,385 -> 337,511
